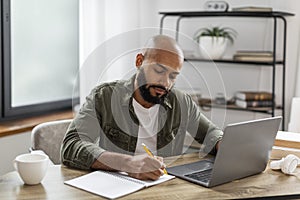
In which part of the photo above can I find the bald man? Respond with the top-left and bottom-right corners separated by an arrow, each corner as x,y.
61,35 -> 223,180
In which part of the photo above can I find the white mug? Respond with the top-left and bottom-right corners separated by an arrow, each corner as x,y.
13,153 -> 49,185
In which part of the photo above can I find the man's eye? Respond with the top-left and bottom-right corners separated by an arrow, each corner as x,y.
154,69 -> 164,74
170,75 -> 177,80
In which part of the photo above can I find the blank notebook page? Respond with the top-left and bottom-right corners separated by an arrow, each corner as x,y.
64,171 -> 174,199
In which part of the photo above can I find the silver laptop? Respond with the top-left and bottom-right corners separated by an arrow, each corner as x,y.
167,116 -> 282,187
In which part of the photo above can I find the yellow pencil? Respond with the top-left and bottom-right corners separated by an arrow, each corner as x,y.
141,143 -> 168,175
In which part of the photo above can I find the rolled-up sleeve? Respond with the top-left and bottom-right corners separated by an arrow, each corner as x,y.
60,89 -> 105,170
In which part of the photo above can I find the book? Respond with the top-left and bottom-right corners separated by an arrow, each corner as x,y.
235,99 -> 273,108
271,146 -> 300,160
234,50 -> 273,57
64,171 -> 175,199
273,131 -> 300,149
232,6 -> 273,12
235,91 -> 273,101
233,55 -> 273,62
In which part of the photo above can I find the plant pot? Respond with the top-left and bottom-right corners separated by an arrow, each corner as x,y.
198,36 -> 228,59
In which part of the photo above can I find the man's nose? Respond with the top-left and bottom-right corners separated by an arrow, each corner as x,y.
159,74 -> 171,88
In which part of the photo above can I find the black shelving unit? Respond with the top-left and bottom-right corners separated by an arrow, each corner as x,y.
159,11 -> 295,130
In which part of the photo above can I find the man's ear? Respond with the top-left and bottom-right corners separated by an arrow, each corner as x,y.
135,53 -> 144,68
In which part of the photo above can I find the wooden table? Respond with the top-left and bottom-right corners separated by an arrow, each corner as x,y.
1,153 -> 300,200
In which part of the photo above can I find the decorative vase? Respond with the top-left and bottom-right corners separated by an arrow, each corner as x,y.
198,36 -> 228,59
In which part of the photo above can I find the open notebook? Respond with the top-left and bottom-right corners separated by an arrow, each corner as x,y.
64,171 -> 175,199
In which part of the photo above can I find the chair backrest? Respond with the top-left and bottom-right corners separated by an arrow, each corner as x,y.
31,119 -> 72,164
288,97 -> 300,133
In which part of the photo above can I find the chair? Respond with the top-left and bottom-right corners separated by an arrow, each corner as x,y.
288,97 -> 300,133
30,119 -> 72,164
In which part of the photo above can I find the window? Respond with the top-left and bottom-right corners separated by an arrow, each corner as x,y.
1,0 -> 79,120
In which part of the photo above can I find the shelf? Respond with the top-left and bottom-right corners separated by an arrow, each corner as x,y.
184,56 -> 284,66
159,11 -> 294,18
159,9 -> 293,130
198,98 -> 282,114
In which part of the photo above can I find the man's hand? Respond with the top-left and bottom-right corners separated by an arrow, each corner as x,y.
91,152 -> 165,181
126,154 -> 165,180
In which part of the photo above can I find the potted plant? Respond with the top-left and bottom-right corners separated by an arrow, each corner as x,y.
194,26 -> 237,59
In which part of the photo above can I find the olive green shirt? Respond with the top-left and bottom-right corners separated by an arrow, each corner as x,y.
60,76 -> 223,170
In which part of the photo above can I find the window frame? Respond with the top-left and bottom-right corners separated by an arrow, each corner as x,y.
1,0 -> 79,120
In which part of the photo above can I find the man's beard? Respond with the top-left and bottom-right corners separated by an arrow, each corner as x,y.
136,69 -> 171,104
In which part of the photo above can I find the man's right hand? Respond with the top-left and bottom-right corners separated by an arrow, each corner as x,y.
125,154 -> 165,180
91,152 -> 165,181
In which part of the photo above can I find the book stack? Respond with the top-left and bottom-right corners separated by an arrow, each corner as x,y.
271,131 -> 300,160
234,91 -> 274,108
233,51 -> 274,62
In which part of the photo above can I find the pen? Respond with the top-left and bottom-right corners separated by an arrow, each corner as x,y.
141,143 -> 168,175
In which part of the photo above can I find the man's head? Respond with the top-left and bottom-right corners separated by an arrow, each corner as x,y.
134,35 -> 184,107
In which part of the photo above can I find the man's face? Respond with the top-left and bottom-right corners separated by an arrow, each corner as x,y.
136,49 -> 183,104
136,67 -> 171,104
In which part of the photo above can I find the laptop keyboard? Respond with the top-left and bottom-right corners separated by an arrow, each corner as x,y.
184,169 -> 213,183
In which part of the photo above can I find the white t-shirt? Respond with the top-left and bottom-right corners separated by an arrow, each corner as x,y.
132,98 -> 160,155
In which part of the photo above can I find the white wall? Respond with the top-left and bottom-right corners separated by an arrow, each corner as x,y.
0,132 -> 31,175
80,0 -> 300,130
80,0 -> 142,102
